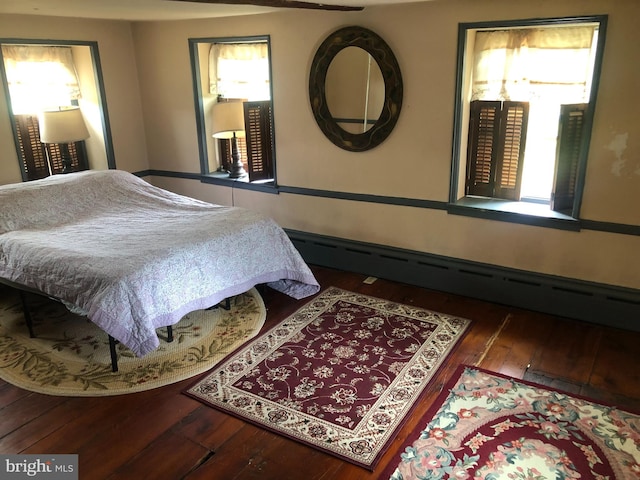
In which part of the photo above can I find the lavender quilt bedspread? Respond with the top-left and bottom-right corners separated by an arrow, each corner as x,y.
0,170 -> 319,356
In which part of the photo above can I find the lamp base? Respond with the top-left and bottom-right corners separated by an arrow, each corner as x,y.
61,144 -> 73,174
62,156 -> 73,174
228,165 -> 246,178
228,135 -> 246,179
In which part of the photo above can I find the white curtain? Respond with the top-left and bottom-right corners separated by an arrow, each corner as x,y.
471,26 -> 597,103
2,45 -> 81,114
209,43 -> 270,101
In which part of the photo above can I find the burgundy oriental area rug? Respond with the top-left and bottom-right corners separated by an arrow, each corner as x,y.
382,365 -> 640,479
186,286 -> 470,469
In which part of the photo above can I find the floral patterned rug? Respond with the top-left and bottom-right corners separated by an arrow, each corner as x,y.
185,286 -> 470,469
382,365 -> 640,479
0,288 -> 265,396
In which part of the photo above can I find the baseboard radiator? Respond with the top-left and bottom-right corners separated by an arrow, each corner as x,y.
286,229 -> 640,332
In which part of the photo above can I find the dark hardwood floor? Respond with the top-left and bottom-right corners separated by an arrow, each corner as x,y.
1,265 -> 638,479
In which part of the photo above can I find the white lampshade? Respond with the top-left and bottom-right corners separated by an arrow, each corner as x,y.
211,101 -> 246,139
39,108 -> 90,144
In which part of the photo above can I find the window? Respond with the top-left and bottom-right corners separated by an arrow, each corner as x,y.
0,41 -> 113,181
450,16 -> 607,221
1,44 -> 87,180
189,36 -> 276,185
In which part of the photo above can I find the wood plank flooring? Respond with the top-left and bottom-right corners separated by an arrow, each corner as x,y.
1,265 -> 638,479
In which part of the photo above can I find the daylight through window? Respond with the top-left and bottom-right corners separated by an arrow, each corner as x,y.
209,42 -> 270,101
2,45 -> 80,114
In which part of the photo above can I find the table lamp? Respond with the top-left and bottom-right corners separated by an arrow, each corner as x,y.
39,108 -> 90,174
211,100 -> 246,178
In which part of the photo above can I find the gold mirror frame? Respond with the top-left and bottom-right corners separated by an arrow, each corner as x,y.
309,26 -> 403,152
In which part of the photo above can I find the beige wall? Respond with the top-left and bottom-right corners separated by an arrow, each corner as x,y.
1,0 -> 638,290
72,45 -> 108,171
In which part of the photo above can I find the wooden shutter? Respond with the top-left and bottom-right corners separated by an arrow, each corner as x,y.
551,104 -> 587,214
465,100 -> 528,201
14,114 -> 50,181
218,139 -> 230,172
466,100 -> 501,197
494,101 -> 528,201
244,100 -> 274,182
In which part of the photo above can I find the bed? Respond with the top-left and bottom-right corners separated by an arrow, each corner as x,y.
0,169 -> 320,368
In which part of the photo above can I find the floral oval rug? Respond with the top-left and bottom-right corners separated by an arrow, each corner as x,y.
382,365 -> 640,480
0,288 -> 265,396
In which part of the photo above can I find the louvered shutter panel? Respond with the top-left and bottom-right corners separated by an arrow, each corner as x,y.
14,114 -> 49,181
244,100 -> 274,182
466,100 -> 501,197
551,104 -> 587,214
494,101 -> 528,201
75,142 -> 90,172
218,139 -> 230,172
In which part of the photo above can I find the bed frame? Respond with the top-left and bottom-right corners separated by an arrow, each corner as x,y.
0,278 -> 230,372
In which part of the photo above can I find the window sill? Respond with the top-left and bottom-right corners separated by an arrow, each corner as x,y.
201,172 -> 278,194
448,196 -> 580,231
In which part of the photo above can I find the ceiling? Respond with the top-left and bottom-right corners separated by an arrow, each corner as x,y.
0,0 -> 419,21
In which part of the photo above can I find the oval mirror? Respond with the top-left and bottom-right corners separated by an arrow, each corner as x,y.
309,26 -> 403,152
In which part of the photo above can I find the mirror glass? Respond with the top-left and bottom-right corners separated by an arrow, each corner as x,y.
309,26 -> 403,152
325,47 -> 384,134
